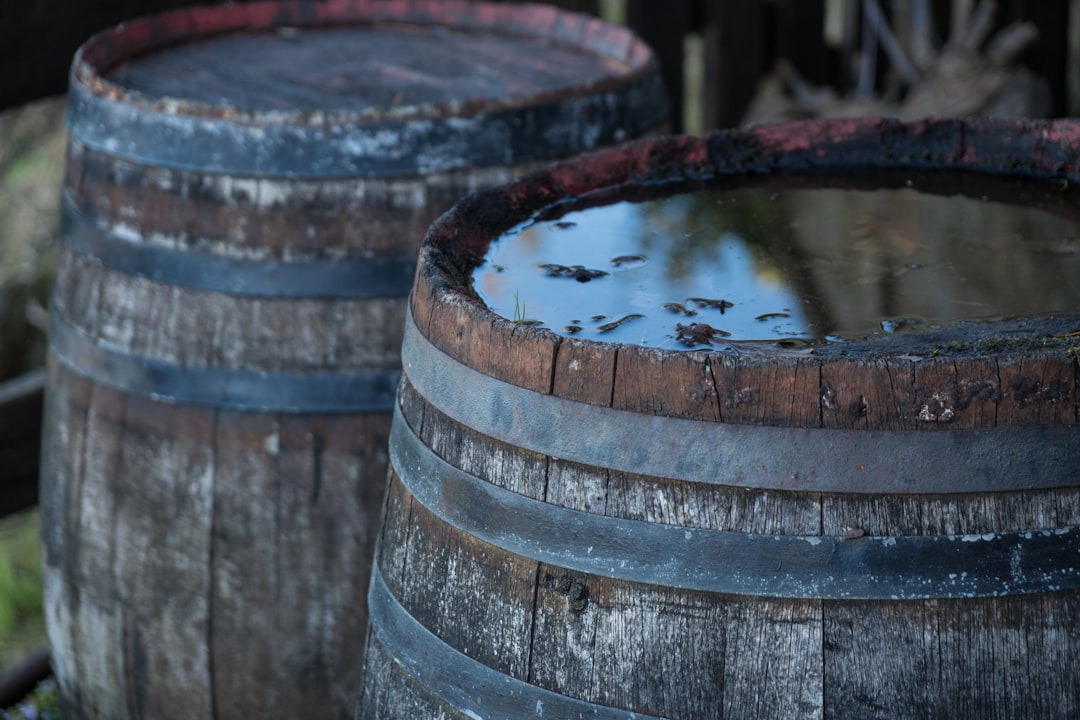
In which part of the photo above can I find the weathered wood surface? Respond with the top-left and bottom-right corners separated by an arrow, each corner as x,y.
40,3 -> 665,718
361,119 -> 1080,718
364,349 -> 1080,719
41,361 -> 390,719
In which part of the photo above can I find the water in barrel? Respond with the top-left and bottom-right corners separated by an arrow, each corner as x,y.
473,173 -> 1080,348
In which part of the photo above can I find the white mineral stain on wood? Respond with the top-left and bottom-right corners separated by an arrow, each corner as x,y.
73,600 -> 126,719
262,427 -> 279,455
41,568 -> 77,709
112,415 -> 215,717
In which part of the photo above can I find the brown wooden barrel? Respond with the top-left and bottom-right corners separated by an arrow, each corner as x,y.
39,3 -> 666,718
363,117 -> 1080,719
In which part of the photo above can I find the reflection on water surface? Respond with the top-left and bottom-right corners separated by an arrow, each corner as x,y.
473,177 -> 1080,349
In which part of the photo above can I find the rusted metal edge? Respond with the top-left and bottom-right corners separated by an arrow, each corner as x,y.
48,314 -> 400,413
366,565 -> 661,719
401,310 -> 1080,495
60,195 -> 416,298
390,405 -> 1080,600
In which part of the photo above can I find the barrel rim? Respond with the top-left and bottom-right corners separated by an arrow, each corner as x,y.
69,0 -> 659,126
399,307 -> 1080,494
413,117 -> 1080,412
67,1 -> 667,176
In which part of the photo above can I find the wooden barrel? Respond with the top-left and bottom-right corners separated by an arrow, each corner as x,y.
39,3 -> 666,718
363,117 -> 1080,719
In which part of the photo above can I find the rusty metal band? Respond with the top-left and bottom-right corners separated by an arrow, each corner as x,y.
401,314 -> 1080,494
367,565 -> 660,719
48,313 -> 400,413
390,404 -> 1080,599
66,72 -> 666,178
60,195 -> 415,299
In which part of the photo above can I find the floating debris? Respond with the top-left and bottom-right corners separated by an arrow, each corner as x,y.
774,338 -> 814,351
880,317 -> 921,333
610,254 -> 647,268
597,314 -> 644,333
538,263 -> 609,282
661,302 -> 698,316
571,267 -> 609,282
675,322 -> 731,347
491,264 -> 506,273
687,297 -> 735,313
478,181 -> 1080,349
589,315 -> 607,322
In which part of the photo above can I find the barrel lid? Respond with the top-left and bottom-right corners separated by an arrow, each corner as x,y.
67,0 -> 667,177
413,117 -> 1080,430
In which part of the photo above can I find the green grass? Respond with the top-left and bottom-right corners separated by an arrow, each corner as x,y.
0,510 -> 46,675
512,290 -> 526,324
2,679 -> 59,720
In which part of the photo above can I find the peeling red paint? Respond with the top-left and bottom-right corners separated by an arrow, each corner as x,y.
683,138 -> 710,165
753,122 -> 817,154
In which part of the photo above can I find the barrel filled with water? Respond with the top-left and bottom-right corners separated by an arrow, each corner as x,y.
39,3 -> 666,718
364,118 -> 1080,719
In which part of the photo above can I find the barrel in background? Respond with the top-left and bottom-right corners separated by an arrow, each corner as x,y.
39,3 -> 667,718
363,117 -> 1080,719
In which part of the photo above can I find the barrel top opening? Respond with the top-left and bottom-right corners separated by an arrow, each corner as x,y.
104,26 -> 628,116
66,1 -> 668,176
412,117 -> 1080,428
71,0 -> 655,124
